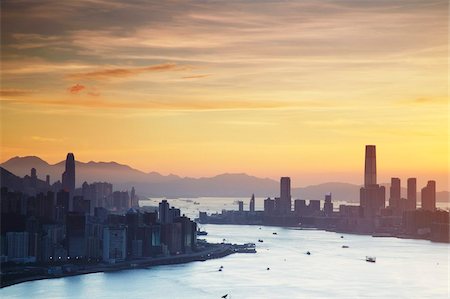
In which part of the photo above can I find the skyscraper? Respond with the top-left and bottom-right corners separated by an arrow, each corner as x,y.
62,153 -> 75,211
407,178 -> 417,211
280,177 -> 291,214
421,180 -> 436,211
30,168 -> 37,187
62,153 -> 75,195
264,197 -> 275,215
249,194 -> 255,212
360,145 -> 385,217
31,168 -> 37,180
159,200 -> 170,224
389,177 -> 401,208
82,181 -> 113,211
324,193 -> 333,216
130,187 -> 138,208
364,145 -> 377,187
238,201 -> 244,212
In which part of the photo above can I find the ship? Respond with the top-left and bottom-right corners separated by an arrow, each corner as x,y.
196,226 -> 208,236
196,229 -> 208,236
366,256 -> 376,263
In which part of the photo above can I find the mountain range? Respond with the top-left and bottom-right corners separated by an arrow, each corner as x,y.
1,156 -> 448,203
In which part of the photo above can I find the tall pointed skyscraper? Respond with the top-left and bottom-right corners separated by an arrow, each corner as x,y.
360,145 -> 385,218
364,145 -> 377,187
62,153 -> 76,196
249,194 -> 255,212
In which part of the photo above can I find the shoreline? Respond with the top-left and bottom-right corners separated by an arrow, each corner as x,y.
1,243 -> 240,289
199,221 -> 449,244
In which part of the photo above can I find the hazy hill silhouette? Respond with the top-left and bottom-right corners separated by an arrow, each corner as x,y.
0,166 -> 24,191
1,156 -> 448,203
0,166 -> 50,195
1,156 -> 178,186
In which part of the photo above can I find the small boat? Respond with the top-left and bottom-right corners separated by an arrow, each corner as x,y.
266,267 -> 270,270
272,232 -> 277,235
197,230 -> 208,236
306,251 -> 311,255
366,256 -> 376,263
220,265 -> 224,269
340,236 -> 344,239
218,268 -> 223,272
342,245 -> 349,248
258,239 -> 264,243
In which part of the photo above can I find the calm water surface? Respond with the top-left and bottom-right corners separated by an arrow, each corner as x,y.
2,224 -> 449,298
2,198 -> 449,298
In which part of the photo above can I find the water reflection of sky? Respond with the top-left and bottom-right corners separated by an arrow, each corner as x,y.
2,224 -> 448,299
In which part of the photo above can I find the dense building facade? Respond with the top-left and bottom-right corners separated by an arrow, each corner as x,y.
0,152 -> 199,264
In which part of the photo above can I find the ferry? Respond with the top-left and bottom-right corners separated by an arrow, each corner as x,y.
196,226 -> 208,236
197,230 -> 208,236
366,256 -> 376,263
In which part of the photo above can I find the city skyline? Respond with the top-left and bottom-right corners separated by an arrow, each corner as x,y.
0,0 -> 448,189
0,148 -> 447,192
1,1 -> 449,297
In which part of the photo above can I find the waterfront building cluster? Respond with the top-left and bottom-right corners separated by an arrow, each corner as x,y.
198,145 -> 449,242
1,153 -> 198,265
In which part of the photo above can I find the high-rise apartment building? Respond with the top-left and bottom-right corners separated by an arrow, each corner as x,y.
421,180 -> 436,211
407,178 -> 417,211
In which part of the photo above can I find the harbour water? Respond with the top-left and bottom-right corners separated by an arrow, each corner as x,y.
2,224 -> 449,298
1,198 -> 449,298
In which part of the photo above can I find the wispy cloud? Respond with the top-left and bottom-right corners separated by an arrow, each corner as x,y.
303,119 -> 364,128
1,59 -> 93,75
400,97 -> 447,105
217,120 -> 276,126
67,84 -> 101,96
182,74 -> 211,79
66,63 -> 191,81
68,84 -> 86,94
9,33 -> 63,49
31,136 -> 65,142
0,89 -> 35,97
1,97 -> 295,111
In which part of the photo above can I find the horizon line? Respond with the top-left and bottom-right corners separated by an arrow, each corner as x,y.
1,154 -> 448,192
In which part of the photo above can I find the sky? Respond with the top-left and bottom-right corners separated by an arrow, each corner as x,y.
0,0 -> 448,190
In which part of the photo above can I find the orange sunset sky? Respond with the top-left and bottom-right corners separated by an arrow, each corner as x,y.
0,1 -> 448,190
